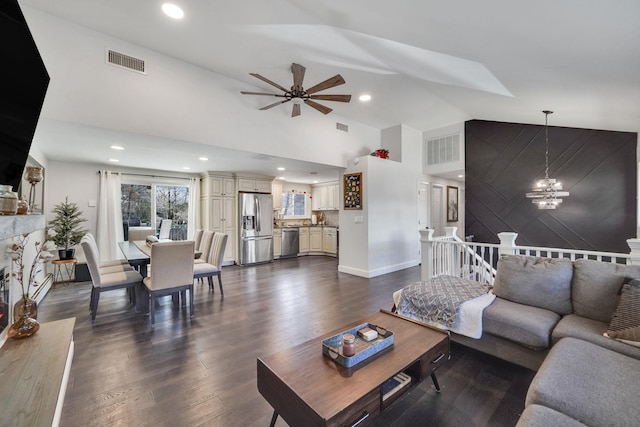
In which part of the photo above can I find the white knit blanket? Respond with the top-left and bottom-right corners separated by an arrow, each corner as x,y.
393,276 -> 496,339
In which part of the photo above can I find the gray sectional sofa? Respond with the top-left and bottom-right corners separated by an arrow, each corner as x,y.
450,255 -> 640,426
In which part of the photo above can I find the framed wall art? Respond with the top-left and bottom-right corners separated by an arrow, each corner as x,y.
447,185 -> 458,222
343,172 -> 362,210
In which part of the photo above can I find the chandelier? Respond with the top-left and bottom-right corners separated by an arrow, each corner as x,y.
525,110 -> 569,209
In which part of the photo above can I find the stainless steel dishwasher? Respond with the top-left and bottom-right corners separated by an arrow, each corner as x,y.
281,227 -> 299,258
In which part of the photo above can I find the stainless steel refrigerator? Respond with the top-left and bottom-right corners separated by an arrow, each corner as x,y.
239,192 -> 274,265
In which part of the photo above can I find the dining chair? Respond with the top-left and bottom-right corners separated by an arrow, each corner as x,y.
158,219 -> 172,240
195,231 -> 215,265
193,229 -> 204,253
83,233 -> 133,274
81,237 -> 144,321
193,232 -> 228,295
143,240 -> 195,326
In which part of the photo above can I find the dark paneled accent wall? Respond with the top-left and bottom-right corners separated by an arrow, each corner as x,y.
465,120 -> 637,253
0,0 -> 49,191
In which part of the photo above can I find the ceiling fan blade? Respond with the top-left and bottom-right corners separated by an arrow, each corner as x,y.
241,91 -> 287,97
304,99 -> 332,115
305,74 -> 346,94
292,103 -> 301,117
260,99 -> 290,110
249,73 -> 289,93
291,63 -> 306,91
308,94 -> 352,103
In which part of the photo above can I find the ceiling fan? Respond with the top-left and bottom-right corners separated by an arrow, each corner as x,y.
241,63 -> 351,117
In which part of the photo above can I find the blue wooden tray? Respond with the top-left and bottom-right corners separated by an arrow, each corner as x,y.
322,322 -> 394,368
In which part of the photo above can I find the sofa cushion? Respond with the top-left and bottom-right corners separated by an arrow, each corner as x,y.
516,405 -> 587,427
552,314 -> 640,360
606,279 -> 640,345
571,258 -> 640,323
526,337 -> 640,426
493,255 -> 573,314
483,298 -> 560,350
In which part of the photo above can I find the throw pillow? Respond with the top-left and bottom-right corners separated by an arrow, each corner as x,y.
493,255 -> 573,315
572,259 -> 640,323
605,279 -> 640,347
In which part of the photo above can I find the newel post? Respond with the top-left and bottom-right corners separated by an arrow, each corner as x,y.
419,229 -> 435,281
498,232 -> 518,256
627,238 -> 640,265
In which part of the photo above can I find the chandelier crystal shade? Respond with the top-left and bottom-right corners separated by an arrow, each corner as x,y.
525,111 -> 569,209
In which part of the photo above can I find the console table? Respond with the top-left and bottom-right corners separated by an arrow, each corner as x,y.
0,317 -> 75,427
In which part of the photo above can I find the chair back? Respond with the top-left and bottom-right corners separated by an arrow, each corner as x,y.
207,233 -> 228,268
159,219 -> 172,240
148,240 -> 195,290
193,229 -> 204,251
81,236 -> 103,286
199,231 -> 215,262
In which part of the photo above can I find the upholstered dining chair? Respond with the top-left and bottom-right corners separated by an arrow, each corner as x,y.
195,231 -> 215,265
158,219 -> 172,240
193,229 -> 204,253
81,237 -> 143,321
83,233 -> 133,274
143,240 -> 195,326
193,232 -> 228,295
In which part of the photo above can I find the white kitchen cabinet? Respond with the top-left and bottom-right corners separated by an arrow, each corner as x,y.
206,196 -> 235,263
272,183 -> 283,211
273,228 -> 282,258
238,177 -> 272,193
323,227 -> 337,255
309,227 -> 323,252
298,227 -> 309,253
311,182 -> 339,210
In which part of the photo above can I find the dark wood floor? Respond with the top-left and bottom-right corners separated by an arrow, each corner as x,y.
38,256 -> 535,427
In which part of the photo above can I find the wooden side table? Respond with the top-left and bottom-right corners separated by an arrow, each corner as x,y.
52,258 -> 77,286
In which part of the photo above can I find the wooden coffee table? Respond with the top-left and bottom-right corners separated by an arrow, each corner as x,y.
257,310 -> 449,427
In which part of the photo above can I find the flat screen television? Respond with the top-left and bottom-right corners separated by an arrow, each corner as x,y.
0,0 -> 49,193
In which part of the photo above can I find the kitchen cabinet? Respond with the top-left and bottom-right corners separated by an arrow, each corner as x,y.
298,227 -> 309,253
204,176 -> 235,196
309,227 -> 323,252
272,183 -> 283,211
323,227 -> 337,255
201,173 -> 236,264
273,229 -> 282,258
238,177 -> 272,193
311,183 -> 339,210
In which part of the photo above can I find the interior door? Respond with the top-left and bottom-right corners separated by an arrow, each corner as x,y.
431,185 -> 444,235
417,182 -> 429,231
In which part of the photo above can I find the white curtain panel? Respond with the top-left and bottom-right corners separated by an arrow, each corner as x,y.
188,177 -> 201,240
97,170 -> 124,260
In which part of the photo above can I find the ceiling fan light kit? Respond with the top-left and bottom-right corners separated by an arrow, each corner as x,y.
241,63 -> 351,117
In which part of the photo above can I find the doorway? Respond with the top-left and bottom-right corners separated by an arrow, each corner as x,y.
431,184 -> 444,235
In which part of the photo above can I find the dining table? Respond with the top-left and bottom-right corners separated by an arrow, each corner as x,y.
118,240 -> 151,277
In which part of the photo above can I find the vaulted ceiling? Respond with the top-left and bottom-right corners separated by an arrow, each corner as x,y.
18,0 -> 640,183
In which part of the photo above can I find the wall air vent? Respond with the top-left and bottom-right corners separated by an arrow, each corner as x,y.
106,49 -> 146,74
336,122 -> 349,132
425,133 -> 460,165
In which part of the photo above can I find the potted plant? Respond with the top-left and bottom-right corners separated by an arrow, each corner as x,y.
48,196 -> 87,260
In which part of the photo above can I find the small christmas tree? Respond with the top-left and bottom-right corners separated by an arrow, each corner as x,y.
48,196 -> 87,252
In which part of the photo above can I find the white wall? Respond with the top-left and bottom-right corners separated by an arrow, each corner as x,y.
339,124 -> 422,277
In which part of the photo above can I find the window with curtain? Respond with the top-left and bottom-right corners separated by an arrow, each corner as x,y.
280,192 -> 308,217
121,177 -> 190,240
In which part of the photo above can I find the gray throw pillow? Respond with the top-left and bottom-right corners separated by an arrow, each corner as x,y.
572,259 -> 640,323
493,255 -> 573,315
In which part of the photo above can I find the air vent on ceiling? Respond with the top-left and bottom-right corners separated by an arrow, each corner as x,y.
425,133 -> 461,166
106,49 -> 146,74
336,122 -> 349,132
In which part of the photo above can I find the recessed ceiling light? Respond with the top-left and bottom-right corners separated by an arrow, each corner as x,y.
199,157 -> 208,161
109,158 -> 119,162
278,176 -> 285,180
182,166 -> 191,170
313,180 -> 319,184
359,94 -> 372,102
110,145 -> 124,150
277,167 -> 285,171
458,174 -> 464,178
162,3 -> 184,19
